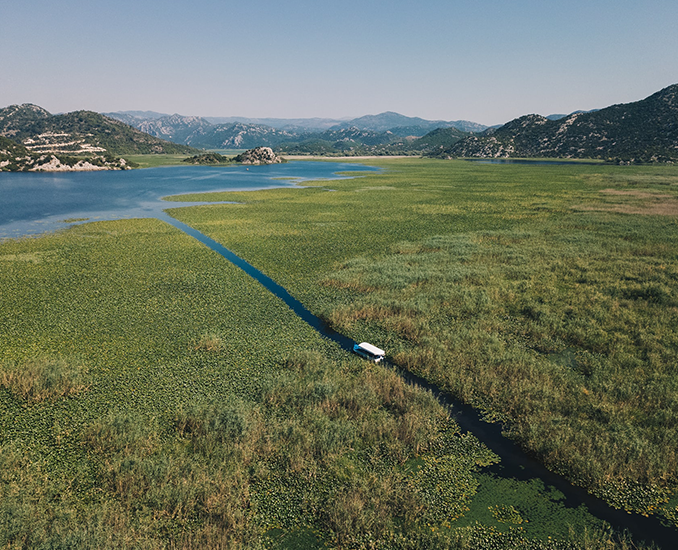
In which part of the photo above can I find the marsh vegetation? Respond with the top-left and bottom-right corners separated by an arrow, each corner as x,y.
1,159 -> 676,547
168,159 -> 678,528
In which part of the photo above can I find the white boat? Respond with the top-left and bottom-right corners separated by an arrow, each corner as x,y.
353,342 -> 385,362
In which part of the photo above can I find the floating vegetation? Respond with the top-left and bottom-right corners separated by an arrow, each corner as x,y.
489,504 -> 525,525
3,159 -> 676,547
169,158 -> 678,529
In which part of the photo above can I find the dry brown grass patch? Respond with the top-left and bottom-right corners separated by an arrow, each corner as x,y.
324,305 -> 424,340
0,358 -> 88,402
600,188 -> 673,199
572,188 -> 678,216
194,333 -> 224,352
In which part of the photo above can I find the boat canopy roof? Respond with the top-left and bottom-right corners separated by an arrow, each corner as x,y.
356,342 -> 385,356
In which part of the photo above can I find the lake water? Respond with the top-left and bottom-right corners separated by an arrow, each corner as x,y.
0,162 -> 379,240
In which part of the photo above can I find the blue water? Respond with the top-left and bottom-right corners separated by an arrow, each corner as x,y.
0,162 -> 378,240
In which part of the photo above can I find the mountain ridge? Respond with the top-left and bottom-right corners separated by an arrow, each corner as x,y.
328,111 -> 487,134
0,104 -> 199,170
107,110 -> 489,135
6,84 -> 676,165
431,84 -> 678,162
103,111 -> 483,154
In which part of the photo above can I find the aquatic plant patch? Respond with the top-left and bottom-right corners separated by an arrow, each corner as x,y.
1,215 -> 595,548
167,158 -> 678,527
0,357 -> 88,402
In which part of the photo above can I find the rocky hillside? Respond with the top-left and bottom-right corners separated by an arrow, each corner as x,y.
105,112 -> 300,149
137,114 -> 214,145
203,123 -> 297,149
0,136 -> 128,171
105,110 -> 486,153
431,84 -> 678,162
233,147 -> 285,165
0,105 -> 198,157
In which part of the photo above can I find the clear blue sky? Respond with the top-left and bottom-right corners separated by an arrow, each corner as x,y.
1,0 -> 677,125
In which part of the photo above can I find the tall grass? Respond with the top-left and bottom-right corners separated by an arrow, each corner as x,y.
168,158 -> 678,523
0,357 -> 88,402
323,223 -> 678,516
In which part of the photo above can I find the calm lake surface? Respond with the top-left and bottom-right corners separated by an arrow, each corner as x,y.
0,162 -> 378,240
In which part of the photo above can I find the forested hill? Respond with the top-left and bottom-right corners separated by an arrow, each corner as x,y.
430,84 -> 678,163
0,104 -> 198,157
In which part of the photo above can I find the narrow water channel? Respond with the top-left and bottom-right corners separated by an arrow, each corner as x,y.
160,212 -> 676,549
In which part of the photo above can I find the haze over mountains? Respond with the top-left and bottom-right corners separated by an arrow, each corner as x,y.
103,110 -> 486,154
2,83 -> 677,171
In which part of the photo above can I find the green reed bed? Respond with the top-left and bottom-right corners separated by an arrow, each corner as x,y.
122,154 -> 192,168
167,158 -> 678,527
1,216 -> 623,548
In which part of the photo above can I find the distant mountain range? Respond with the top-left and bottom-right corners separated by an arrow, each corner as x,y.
327,112 -> 487,134
3,84 -> 677,170
429,85 -> 678,163
204,116 -> 348,132
108,98 -> 676,160
107,110 -> 487,134
102,110 -> 486,154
